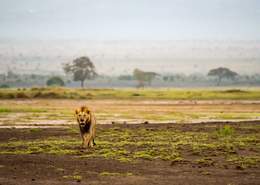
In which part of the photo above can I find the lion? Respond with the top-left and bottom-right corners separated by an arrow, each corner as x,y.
75,106 -> 96,148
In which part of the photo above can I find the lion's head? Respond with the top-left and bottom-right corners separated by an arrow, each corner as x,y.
75,106 -> 91,126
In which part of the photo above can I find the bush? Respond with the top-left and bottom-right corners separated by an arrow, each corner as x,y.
0,84 -> 10,88
0,92 -> 15,99
33,92 -> 61,98
46,76 -> 65,87
16,92 -> 29,99
224,89 -> 247,93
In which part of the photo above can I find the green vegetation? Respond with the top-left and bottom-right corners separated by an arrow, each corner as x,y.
217,125 -> 234,137
0,137 -> 80,155
0,87 -> 260,100
46,76 -> 65,87
208,67 -> 238,86
195,157 -> 215,166
133,68 -> 158,87
0,107 -> 47,113
0,125 -> 259,169
63,56 -> 97,88
0,84 -> 10,88
227,156 -> 260,169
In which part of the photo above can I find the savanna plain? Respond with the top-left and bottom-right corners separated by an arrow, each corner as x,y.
0,88 -> 259,185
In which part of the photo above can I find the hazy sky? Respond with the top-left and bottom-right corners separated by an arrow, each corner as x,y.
0,0 -> 259,40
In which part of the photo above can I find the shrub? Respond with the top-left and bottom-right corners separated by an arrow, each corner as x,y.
33,92 -> 61,98
0,84 -> 10,88
16,92 -> 29,99
224,89 -> 247,93
46,76 -> 65,87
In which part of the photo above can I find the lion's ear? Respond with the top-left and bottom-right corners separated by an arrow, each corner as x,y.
75,109 -> 79,115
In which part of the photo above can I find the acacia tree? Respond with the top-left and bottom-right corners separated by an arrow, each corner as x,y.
208,67 -> 238,86
63,56 -> 97,88
133,69 -> 145,88
144,72 -> 158,86
133,68 -> 158,87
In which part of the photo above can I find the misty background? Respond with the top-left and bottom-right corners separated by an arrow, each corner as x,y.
0,0 -> 259,87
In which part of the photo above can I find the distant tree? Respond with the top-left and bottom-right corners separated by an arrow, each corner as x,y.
163,76 -> 169,82
144,72 -> 158,86
7,70 -> 18,79
46,76 -> 65,86
208,67 -> 238,86
188,73 -> 205,82
0,74 -> 6,82
63,56 -> 97,88
0,84 -> 10,88
30,74 -> 37,80
133,68 -> 158,87
133,69 -> 145,88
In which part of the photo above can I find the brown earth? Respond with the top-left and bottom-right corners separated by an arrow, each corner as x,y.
0,123 -> 259,185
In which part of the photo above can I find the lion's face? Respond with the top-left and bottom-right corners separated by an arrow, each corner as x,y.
75,107 -> 91,126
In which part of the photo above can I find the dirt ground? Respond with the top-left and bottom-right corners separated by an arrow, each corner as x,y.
0,122 -> 259,185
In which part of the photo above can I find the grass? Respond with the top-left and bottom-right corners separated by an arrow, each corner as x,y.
217,125 -> 234,137
0,107 -> 47,114
0,137 -> 81,155
0,87 -> 260,100
0,125 -> 259,169
0,108 -> 12,113
227,156 -> 260,169
195,157 -> 215,166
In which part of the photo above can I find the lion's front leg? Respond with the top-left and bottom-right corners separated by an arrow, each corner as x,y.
81,135 -> 86,148
82,133 -> 92,148
88,138 -> 95,147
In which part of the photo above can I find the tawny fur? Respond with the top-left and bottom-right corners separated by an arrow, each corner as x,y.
75,106 -> 96,148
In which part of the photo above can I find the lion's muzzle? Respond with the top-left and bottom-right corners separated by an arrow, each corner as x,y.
80,118 -> 85,123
